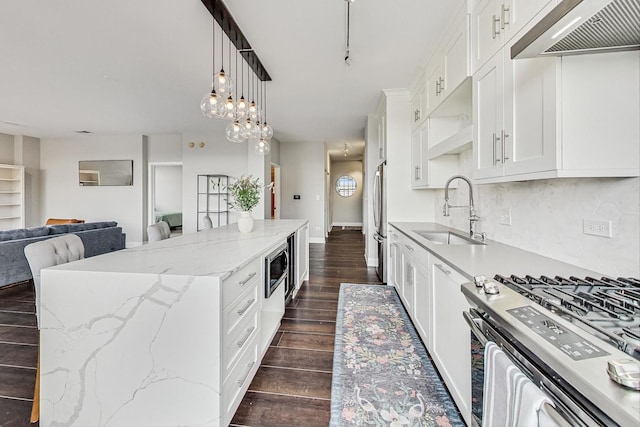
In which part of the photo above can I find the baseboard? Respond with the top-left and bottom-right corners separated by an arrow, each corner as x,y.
309,237 -> 325,244
332,222 -> 363,227
366,257 -> 378,268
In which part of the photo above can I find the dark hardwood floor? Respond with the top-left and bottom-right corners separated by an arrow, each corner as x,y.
0,281 -> 38,427
0,228 -> 379,426
230,228 -> 381,427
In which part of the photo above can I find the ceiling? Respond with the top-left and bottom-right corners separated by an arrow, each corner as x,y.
0,0 -> 465,160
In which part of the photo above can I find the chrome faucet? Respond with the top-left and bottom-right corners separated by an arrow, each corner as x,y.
443,175 -> 483,240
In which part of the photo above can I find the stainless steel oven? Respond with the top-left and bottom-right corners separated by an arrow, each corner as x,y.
265,242 -> 288,299
462,276 -> 640,427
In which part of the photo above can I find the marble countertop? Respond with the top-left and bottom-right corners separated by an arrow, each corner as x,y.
51,219 -> 307,279
390,222 -> 600,280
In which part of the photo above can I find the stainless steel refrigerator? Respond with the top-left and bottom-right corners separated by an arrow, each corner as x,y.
373,161 -> 387,282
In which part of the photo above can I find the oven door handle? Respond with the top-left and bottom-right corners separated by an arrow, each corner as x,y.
463,310 -> 489,345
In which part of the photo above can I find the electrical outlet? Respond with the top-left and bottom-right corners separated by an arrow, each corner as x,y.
583,219 -> 612,238
499,209 -> 512,226
315,226 -> 321,231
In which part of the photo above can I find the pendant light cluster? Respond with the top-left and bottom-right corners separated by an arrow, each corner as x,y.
200,13 -> 273,155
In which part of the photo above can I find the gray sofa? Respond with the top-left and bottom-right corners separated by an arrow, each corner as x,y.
0,221 -> 126,288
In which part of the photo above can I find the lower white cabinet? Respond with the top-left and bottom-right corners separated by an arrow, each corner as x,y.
296,223 -> 309,291
388,226 -> 471,426
430,260 -> 471,426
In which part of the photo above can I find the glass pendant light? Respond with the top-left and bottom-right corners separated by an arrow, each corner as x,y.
200,19 -> 224,118
260,81 -> 274,139
254,138 -> 271,155
225,119 -> 244,143
213,17 -> 234,97
235,52 -> 247,120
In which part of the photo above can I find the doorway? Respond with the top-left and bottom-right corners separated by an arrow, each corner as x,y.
271,164 -> 281,219
148,162 -> 183,237
329,159 -> 363,231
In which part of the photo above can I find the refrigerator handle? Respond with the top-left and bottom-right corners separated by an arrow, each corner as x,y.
373,171 -> 380,228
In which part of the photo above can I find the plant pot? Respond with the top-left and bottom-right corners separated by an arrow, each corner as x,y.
237,211 -> 254,233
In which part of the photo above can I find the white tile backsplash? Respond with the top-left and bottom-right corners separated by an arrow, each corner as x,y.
435,150 -> 640,277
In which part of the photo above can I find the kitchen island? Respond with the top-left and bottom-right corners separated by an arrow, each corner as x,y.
38,219 -> 309,427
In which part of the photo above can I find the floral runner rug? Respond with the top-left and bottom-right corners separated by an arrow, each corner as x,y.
330,283 -> 464,427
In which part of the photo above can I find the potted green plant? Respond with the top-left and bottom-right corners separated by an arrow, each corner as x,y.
227,175 -> 262,233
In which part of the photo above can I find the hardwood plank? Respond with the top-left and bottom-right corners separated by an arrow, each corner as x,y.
0,326 -> 38,346
293,299 -> 338,311
0,343 -> 38,368
0,365 -> 36,400
294,290 -> 339,301
248,367 -> 332,399
230,391 -> 330,427
0,300 -> 35,313
278,319 -> 336,335
283,308 -> 337,322
0,397 -> 35,426
277,332 -> 335,352
261,347 -> 333,372
0,313 -> 37,328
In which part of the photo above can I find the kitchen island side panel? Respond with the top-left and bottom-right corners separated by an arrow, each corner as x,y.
40,270 -> 222,427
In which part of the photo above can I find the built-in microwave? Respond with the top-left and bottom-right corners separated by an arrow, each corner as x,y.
265,242 -> 288,298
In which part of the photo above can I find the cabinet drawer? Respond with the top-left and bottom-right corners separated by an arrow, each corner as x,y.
223,308 -> 259,380
224,284 -> 259,334
222,258 -> 261,307
222,338 -> 259,424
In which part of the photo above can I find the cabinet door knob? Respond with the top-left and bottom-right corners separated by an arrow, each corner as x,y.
492,133 -> 502,165
404,244 -> 414,252
435,263 -> 452,275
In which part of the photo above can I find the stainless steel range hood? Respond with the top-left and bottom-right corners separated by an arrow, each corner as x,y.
511,0 -> 640,59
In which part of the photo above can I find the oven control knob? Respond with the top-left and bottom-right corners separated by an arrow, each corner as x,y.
474,275 -> 487,288
482,280 -> 500,295
607,359 -> 640,390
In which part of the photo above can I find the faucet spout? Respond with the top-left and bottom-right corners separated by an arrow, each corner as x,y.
442,175 -> 479,238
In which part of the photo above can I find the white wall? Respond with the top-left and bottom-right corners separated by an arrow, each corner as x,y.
14,135 -> 41,227
182,133 -> 248,233
147,134 -> 182,163
384,90 -> 436,223
40,134 -> 147,245
155,165 -> 182,212
0,133 -> 14,164
436,150 -> 640,277
330,160 -> 363,226
280,141 -> 326,243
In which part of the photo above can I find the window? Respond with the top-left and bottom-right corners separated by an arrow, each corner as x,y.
336,175 -> 357,197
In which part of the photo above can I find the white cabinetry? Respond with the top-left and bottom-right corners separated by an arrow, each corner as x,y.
474,44 -> 640,182
375,98 -> 387,162
471,0 -> 553,73
0,164 -> 24,231
411,73 -> 428,130
296,223 -> 309,293
430,259 -> 472,426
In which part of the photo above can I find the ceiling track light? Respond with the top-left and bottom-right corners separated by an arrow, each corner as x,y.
345,0 -> 352,65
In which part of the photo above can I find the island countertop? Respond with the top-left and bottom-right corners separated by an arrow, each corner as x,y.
50,219 -> 308,278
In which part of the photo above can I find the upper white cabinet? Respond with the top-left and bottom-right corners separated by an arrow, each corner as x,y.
471,0 -> 554,73
424,14 -> 471,117
473,40 -> 640,182
0,164 -> 25,231
376,99 -> 387,162
411,71 -> 428,130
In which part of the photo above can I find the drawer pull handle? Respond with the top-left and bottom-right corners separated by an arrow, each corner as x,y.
237,298 -> 256,315
237,326 -> 256,348
236,361 -> 256,387
404,244 -> 414,252
435,263 -> 452,275
238,272 -> 257,286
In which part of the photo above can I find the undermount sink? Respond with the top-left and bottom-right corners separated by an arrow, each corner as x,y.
415,230 -> 486,245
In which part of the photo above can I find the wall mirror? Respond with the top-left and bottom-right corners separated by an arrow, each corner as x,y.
79,160 -> 133,186
336,175 -> 357,197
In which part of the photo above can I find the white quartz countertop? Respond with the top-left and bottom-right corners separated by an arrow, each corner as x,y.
51,219 -> 307,279
390,222 -> 601,280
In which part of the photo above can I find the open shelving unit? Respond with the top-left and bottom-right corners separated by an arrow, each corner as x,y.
197,174 -> 230,231
0,164 -> 25,231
